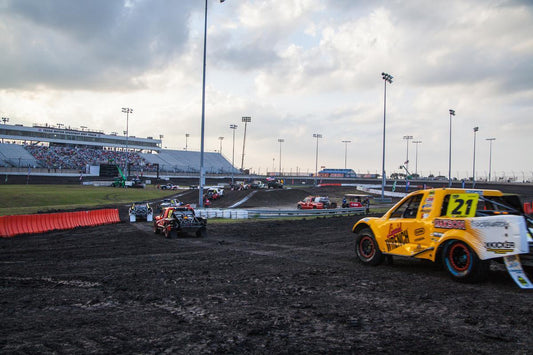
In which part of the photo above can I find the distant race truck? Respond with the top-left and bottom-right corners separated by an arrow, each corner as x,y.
129,201 -> 153,222
153,206 -> 207,238
352,188 -> 533,289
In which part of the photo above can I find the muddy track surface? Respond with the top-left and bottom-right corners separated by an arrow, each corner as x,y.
1,216 -> 532,354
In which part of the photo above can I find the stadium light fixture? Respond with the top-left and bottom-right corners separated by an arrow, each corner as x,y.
448,109 -> 455,187
185,133 -> 190,151
199,0 -> 227,208
380,72 -> 393,200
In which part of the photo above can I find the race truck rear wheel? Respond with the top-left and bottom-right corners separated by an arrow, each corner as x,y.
443,240 -> 489,283
354,228 -> 384,266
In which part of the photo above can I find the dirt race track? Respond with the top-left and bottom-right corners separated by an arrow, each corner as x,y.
1,187 -> 533,354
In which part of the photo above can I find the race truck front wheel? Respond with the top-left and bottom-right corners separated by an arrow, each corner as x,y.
196,227 -> 207,238
164,227 -> 173,239
443,240 -> 489,283
354,228 -> 384,266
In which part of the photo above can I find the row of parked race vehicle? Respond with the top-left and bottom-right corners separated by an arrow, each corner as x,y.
296,194 -> 370,211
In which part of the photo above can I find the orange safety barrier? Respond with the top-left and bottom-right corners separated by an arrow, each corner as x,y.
89,210 -> 103,226
0,208 -> 121,238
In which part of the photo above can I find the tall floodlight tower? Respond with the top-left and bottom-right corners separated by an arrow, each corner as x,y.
313,133 -> 322,186
199,0 -> 226,207
218,136 -> 224,154
230,124 -> 237,183
413,140 -> 422,176
278,138 -> 284,175
486,138 -> 496,182
121,107 -> 133,179
380,72 -> 393,200
448,109 -> 456,187
472,127 -> 479,187
403,135 -> 413,172
240,116 -> 251,171
342,140 -> 351,169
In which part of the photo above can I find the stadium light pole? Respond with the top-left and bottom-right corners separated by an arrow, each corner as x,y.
313,133 -> 322,186
342,140 -> 351,169
448,109 -> 455,187
185,133 -> 189,151
278,138 -> 284,175
403,135 -> 413,172
486,137 -> 496,182
218,136 -> 224,155
159,134 -> 164,149
199,0 -> 226,208
413,140 -> 422,176
122,107 -> 133,178
240,116 -> 251,171
230,124 -> 237,183
381,72 -> 393,200
472,127 -> 479,187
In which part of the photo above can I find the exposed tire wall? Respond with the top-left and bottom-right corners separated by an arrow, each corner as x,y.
0,209 -> 120,237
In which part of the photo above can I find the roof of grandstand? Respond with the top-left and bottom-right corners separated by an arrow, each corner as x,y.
0,123 -> 161,151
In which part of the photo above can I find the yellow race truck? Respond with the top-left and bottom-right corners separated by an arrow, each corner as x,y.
352,188 -> 533,288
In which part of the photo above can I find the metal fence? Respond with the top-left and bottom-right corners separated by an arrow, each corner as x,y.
195,207 -> 367,219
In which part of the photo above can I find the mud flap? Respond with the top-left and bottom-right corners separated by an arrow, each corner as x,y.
129,214 -> 136,223
503,255 -> 533,289
146,213 -> 153,222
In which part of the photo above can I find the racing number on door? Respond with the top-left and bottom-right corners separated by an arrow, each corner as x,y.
446,193 -> 479,217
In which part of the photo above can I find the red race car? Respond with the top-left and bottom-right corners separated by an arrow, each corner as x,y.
297,196 -> 337,209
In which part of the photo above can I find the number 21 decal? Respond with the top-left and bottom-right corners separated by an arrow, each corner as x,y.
446,193 -> 479,217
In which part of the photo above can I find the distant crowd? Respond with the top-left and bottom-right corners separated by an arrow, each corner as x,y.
24,145 -> 146,170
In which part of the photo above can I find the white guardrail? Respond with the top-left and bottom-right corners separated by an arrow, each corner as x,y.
195,207 -> 367,219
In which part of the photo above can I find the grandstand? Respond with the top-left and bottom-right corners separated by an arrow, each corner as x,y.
141,150 -> 237,174
0,123 -> 238,174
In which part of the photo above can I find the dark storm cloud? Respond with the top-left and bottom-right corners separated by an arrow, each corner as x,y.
0,0 -> 195,90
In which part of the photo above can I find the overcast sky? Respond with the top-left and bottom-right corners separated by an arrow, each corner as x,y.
1,0 -> 532,180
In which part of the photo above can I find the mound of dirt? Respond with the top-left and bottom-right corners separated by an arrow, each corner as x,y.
175,186 -> 370,210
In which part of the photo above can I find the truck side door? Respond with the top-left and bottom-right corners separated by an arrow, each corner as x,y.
375,193 -> 432,258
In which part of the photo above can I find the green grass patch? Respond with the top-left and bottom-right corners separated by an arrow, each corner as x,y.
0,185 -> 179,216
